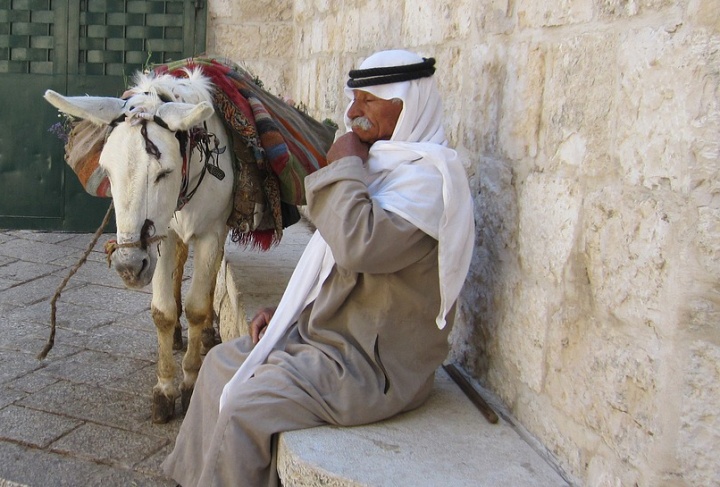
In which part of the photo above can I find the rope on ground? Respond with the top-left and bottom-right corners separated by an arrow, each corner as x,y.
37,201 -> 115,360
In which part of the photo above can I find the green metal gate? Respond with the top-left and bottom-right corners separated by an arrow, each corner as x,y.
0,0 -> 206,231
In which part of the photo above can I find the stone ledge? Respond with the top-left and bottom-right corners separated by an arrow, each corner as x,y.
277,367 -> 570,487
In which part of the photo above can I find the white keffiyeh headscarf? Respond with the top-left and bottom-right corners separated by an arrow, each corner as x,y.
220,50 -> 474,409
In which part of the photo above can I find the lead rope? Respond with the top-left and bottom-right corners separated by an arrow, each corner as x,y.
103,239 -> 170,265
38,200 -> 115,360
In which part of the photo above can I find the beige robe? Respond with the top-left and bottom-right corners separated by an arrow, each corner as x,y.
162,157 -> 453,487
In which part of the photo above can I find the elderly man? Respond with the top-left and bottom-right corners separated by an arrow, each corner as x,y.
162,49 -> 474,487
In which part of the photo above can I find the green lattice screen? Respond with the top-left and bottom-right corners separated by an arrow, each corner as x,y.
0,0 -> 206,231
78,0 -> 188,76
0,0 -> 56,75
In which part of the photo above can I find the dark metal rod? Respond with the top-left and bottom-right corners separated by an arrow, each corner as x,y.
443,363 -> 499,424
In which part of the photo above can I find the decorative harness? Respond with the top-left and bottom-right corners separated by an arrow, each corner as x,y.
104,97 -> 226,264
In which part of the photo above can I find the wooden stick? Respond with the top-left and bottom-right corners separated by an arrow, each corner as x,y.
37,201 -> 114,360
443,363 -> 499,424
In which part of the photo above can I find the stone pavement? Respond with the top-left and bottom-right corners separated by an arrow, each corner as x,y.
0,219 -> 313,487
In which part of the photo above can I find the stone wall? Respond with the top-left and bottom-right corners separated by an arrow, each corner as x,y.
206,1 -> 720,485
206,0 -> 295,97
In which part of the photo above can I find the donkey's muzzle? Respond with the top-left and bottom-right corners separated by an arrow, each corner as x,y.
112,247 -> 156,289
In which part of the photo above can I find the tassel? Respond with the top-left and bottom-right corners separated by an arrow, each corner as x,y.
230,228 -> 280,251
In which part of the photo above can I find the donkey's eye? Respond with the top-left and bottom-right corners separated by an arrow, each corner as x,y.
155,170 -> 172,184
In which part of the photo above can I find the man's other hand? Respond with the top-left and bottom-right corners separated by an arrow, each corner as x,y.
326,132 -> 370,164
250,307 -> 276,345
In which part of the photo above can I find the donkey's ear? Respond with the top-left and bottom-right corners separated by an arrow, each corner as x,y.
155,101 -> 214,131
44,90 -> 126,125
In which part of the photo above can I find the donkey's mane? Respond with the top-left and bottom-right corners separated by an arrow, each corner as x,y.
127,68 -> 214,106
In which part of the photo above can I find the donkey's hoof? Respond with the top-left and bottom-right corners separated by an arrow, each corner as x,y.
152,391 -> 176,424
173,326 -> 184,351
200,328 -> 220,355
180,385 -> 194,414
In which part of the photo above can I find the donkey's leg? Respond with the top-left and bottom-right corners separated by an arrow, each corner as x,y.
150,231 -> 182,423
180,232 -> 225,412
172,240 -> 189,351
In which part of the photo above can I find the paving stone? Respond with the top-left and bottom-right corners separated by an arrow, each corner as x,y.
0,441 -> 101,487
0,254 -> 17,266
0,318 -> 89,356
0,318 -> 48,342
50,422 -> 168,468
0,275 -> 81,307
0,387 -> 26,410
0,405 -> 82,448
58,283 -> 151,316
0,351 -> 44,386
114,312 -> 160,334
134,443 -> 175,476
4,231 -> 76,245
0,239 -> 78,265
0,302 -> 19,317
181,260 -> 195,278
0,261 -> 63,283
110,362 -> 159,396
6,373 -> 59,395
0,233 -> 15,245
109,358 -> 188,413
0,328 -> 89,365
138,418 -> 183,444
7,300 -> 124,331
18,380 -> 154,431
88,324 -> 158,362
53,232 -> 114,252
51,259 -> 129,290
37,349 -> 152,387
50,247 -> 116,267
4,337 -> 84,363
91,466 -> 176,487
0,278 -> 17,292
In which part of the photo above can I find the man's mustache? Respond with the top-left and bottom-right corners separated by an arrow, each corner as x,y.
351,117 -> 373,131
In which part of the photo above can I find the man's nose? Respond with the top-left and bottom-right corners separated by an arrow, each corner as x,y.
347,102 -> 361,119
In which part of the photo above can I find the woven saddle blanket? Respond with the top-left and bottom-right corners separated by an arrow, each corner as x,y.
155,57 -> 336,246
63,57 -> 336,248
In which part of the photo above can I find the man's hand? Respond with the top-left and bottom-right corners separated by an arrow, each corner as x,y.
250,307 -> 276,345
326,132 -> 370,164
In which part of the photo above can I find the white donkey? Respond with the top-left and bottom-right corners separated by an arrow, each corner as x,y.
45,70 -> 238,423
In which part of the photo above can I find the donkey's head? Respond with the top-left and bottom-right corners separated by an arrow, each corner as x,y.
44,70 -> 215,288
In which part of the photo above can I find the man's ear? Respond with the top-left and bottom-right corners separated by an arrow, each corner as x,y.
155,101 -> 214,131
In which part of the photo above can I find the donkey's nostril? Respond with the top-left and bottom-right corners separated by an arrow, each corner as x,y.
140,258 -> 148,275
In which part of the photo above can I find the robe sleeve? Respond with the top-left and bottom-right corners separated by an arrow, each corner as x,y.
304,155 -> 437,274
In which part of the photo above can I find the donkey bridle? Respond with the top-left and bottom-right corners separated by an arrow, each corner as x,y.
103,99 -> 228,264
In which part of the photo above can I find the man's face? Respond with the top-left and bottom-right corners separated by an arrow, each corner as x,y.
347,90 -> 404,144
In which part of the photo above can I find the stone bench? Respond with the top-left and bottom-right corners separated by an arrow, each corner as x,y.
276,366 -> 570,487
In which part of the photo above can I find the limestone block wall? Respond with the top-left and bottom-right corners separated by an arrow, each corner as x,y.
206,0 -> 295,96
206,1 -> 720,486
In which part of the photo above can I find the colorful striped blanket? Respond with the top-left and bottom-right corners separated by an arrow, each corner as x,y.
154,57 -> 337,247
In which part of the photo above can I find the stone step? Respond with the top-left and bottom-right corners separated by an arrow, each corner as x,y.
276,366 -> 569,487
